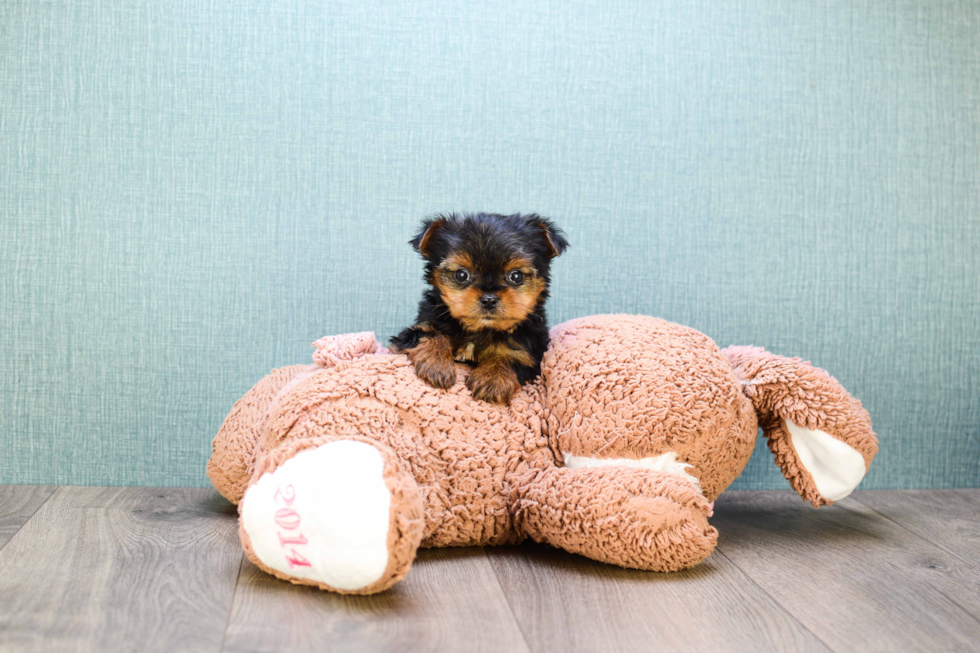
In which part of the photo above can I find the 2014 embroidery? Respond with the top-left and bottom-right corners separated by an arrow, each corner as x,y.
273,484 -> 312,568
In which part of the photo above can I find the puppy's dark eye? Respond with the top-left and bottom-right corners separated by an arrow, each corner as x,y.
453,269 -> 470,284
507,270 -> 525,285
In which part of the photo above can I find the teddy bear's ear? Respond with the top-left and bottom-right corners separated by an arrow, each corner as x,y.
409,217 -> 448,258
524,215 -> 569,259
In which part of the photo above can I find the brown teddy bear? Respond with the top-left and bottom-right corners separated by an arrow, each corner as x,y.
208,314 -> 877,595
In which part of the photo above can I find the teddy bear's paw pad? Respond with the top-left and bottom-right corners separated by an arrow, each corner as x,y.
784,419 -> 867,502
241,440 -> 392,591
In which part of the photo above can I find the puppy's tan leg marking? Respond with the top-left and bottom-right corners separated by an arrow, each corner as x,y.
406,333 -> 457,389
454,342 -> 477,363
467,356 -> 521,405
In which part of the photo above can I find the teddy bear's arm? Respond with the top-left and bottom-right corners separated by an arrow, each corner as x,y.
515,465 -> 717,571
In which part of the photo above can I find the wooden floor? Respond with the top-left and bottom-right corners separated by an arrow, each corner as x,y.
0,488 -> 977,653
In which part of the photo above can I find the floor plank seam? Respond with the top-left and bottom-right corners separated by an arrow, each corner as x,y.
0,485 -> 60,555
711,547 -> 837,653
845,496 -> 980,626
217,552 -> 246,653
931,585 -> 980,628
848,495 -> 980,570
481,547 -> 535,653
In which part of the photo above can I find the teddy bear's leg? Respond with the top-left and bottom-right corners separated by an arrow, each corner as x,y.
207,363 -> 317,504
723,346 -> 879,507
516,465 -> 717,571
209,332 -> 388,505
238,434 -> 424,595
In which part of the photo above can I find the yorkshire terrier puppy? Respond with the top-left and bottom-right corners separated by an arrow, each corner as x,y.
390,212 -> 568,404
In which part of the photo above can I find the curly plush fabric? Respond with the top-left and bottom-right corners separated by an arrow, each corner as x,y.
209,314 -> 878,594
544,316 -> 758,501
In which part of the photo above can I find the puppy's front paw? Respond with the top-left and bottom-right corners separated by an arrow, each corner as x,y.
467,363 -> 520,404
407,335 -> 457,389
414,356 -> 457,389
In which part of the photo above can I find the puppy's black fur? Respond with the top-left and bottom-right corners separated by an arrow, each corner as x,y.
390,212 -> 568,404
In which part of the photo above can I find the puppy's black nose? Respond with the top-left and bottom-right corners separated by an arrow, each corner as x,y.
480,294 -> 499,310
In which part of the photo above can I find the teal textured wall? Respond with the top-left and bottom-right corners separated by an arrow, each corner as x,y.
1,1 -> 977,488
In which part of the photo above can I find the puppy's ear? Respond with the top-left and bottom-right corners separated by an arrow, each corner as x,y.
409,218 -> 445,257
526,215 -> 569,259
